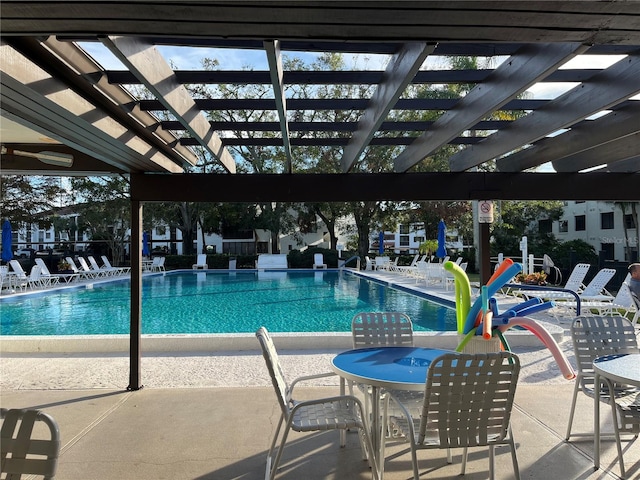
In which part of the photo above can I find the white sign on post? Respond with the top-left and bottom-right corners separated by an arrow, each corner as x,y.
478,200 -> 494,223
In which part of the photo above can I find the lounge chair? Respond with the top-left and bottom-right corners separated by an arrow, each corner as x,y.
561,274 -> 635,317
87,255 -> 116,277
34,258 -> 61,287
77,256 -> 106,278
101,255 -> 131,275
8,259 -> 30,291
65,257 -> 93,281
312,252 -> 327,269
387,352 -> 521,480
255,327 -> 376,480
192,253 -> 208,270
256,254 -> 288,269
515,263 -> 591,301
1,408 -> 61,480
393,253 -> 421,275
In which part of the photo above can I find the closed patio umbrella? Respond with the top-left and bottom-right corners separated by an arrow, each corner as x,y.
142,231 -> 150,257
1,220 -> 13,263
378,231 -> 385,255
436,219 -> 447,260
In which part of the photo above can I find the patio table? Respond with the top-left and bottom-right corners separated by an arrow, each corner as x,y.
593,353 -> 640,475
331,346 -> 452,480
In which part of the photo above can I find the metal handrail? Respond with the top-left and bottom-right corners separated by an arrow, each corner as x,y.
339,255 -> 360,270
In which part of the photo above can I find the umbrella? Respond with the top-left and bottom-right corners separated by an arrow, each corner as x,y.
142,231 -> 150,257
436,219 -> 447,259
1,220 -> 13,263
378,231 -> 385,255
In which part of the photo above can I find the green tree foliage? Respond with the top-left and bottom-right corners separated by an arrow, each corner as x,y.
490,200 -> 564,256
69,176 -> 130,264
550,239 -> 598,272
0,175 -> 64,227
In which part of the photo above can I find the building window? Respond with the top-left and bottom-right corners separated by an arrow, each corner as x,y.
558,220 -> 568,233
414,236 -> 424,244
399,224 -> 409,234
538,219 -> 552,234
575,215 -> 586,231
624,214 -> 636,229
399,236 -> 409,246
600,243 -> 614,260
600,212 -> 614,230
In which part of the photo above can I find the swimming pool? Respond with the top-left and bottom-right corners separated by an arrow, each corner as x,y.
0,270 -> 457,336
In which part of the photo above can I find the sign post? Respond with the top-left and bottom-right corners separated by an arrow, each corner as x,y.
478,200 -> 494,285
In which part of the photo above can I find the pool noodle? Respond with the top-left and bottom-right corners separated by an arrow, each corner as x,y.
444,261 -> 472,334
513,302 -> 554,317
463,262 -> 523,334
482,311 -> 493,339
511,297 -> 543,312
473,262 -> 514,328
489,297 -> 499,316
498,317 -> 575,380
496,329 -> 510,352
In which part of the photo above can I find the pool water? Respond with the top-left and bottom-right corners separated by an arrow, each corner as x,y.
0,271 -> 457,335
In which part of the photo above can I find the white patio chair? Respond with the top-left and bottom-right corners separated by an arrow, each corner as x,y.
255,327 -> 377,480
565,316 -> 639,476
562,275 -> 635,317
1,408 -> 61,479
192,253 -> 208,270
150,256 -> 166,272
514,263 -> 591,301
87,255 -> 116,277
312,252 -> 327,269
386,352 -> 521,480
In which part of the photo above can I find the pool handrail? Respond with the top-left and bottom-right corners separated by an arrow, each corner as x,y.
339,255 -> 360,270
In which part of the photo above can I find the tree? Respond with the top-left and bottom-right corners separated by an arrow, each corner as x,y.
0,175 -> 64,227
490,201 -> 564,256
612,201 -> 639,262
69,176 -> 130,265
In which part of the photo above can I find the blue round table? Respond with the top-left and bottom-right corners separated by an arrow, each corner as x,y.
331,346 -> 454,479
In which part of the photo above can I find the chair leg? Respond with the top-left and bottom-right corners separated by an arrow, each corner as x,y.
460,447 -> 467,473
565,380 -> 581,440
508,427 -> 521,480
609,396 -> 627,478
266,415 -> 286,480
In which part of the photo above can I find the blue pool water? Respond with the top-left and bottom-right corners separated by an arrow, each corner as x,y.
0,271 -> 457,335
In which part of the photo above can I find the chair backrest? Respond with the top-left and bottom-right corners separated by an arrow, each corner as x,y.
34,258 -> 52,276
313,253 -> 324,265
101,255 -> 113,268
196,254 -> 207,264
418,352 -> 520,448
255,327 -> 290,416
409,253 -> 420,267
9,259 -> 26,276
1,408 -> 61,479
157,257 -> 165,267
29,265 -> 42,281
564,263 -> 591,292
76,257 -> 92,272
581,268 -> 616,297
570,316 -> 639,391
65,257 -> 80,274
611,274 -> 634,307
87,256 -> 102,270
351,312 -> 413,347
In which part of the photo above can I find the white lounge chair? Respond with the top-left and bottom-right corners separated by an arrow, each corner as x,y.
87,255 -> 116,277
77,256 -> 106,278
515,263 -> 591,301
65,257 -> 93,281
312,253 -> 327,269
562,274 -> 636,317
192,253 -> 208,270
8,259 -> 29,291
101,255 -> 131,275
34,258 -> 61,286
256,254 -> 288,269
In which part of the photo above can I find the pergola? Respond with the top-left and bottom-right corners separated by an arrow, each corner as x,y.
1,2 -> 639,389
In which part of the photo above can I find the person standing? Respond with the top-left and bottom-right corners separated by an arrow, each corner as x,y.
628,263 -> 640,297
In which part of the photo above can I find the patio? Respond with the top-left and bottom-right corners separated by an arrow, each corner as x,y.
2,350 -> 639,479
